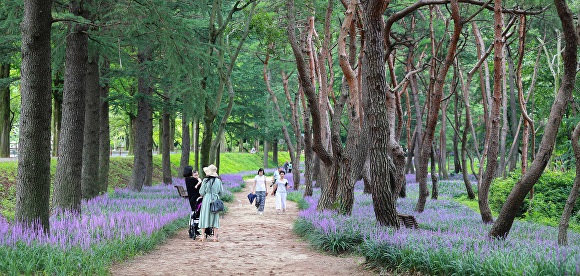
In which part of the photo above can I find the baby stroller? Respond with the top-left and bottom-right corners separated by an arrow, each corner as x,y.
189,197 -> 214,239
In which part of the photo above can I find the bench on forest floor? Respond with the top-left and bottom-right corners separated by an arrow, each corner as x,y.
398,214 -> 418,229
174,185 -> 188,198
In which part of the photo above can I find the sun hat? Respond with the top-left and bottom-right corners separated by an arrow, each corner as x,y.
203,164 -> 219,177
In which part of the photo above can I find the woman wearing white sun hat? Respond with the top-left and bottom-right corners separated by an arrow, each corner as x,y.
198,164 -> 224,242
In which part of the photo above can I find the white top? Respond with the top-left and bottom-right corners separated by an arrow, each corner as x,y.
275,179 -> 289,193
254,175 -> 267,192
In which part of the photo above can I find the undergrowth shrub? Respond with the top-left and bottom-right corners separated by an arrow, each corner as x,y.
490,170 -> 579,225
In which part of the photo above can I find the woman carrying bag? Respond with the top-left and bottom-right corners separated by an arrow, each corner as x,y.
198,164 -> 224,242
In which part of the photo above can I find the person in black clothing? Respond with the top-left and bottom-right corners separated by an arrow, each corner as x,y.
183,165 -> 202,211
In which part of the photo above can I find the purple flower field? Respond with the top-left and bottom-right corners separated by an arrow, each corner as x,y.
294,174 -> 580,275
0,175 -> 244,250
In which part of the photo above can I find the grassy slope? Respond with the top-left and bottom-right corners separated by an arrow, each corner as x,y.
0,151 -> 289,220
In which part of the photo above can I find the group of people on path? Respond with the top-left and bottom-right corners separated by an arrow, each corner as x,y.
184,164 -> 223,242
251,167 -> 292,215
182,164 -> 293,243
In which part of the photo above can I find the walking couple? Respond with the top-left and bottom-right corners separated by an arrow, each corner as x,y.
251,168 -> 291,215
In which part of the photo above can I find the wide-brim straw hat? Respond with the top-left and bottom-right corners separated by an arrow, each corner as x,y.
203,164 -> 219,177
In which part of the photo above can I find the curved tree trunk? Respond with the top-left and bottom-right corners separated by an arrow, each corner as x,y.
558,122 -> 580,245
416,0 -> 461,212
15,0 -> 53,231
490,0 -> 577,238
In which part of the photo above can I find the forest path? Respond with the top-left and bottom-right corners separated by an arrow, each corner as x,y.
110,179 -> 377,276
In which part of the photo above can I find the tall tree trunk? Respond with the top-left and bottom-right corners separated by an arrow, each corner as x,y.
179,118 -> 191,177
162,101 -> 172,184
498,45 -> 509,178
301,87 -> 314,197
453,82 -> 462,174
416,0 -> 461,212
53,0 -> 89,212
200,114 -> 214,177
506,48 -> 519,173
130,48 -> 153,191
51,75 -> 63,157
478,0 -> 504,224
360,0 -> 398,227
430,143 -> 439,199
0,63 -> 10,158
158,118 -> 163,155
282,71 -> 302,190
15,0 -> 53,231
170,117 -> 175,152
263,140 -> 268,168
558,122 -> 580,245
439,98 -> 449,180
193,119 -> 199,171
128,114 -> 136,155
490,0 -> 576,238
81,54 -> 100,199
98,58 -> 110,194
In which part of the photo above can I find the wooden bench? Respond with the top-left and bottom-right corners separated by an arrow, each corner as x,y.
174,185 -> 188,198
398,214 -> 418,229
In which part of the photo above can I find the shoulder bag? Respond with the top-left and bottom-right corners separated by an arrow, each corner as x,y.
209,178 -> 224,214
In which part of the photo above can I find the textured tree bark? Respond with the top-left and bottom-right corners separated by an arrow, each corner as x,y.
334,0 -> 368,214
558,122 -> 580,245
490,0 -> 577,239
360,0 -> 398,227
98,59 -> 110,194
53,0 -> 89,212
81,55 -> 101,199
0,63 -> 10,158
15,0 -> 53,231
130,48 -> 153,191
301,87 -> 314,197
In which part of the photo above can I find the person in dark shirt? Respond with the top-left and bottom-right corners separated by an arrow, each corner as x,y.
183,166 -> 201,211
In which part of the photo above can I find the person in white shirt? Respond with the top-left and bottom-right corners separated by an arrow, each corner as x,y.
271,171 -> 291,214
251,168 -> 268,215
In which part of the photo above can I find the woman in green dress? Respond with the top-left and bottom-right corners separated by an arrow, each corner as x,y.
198,164 -> 224,242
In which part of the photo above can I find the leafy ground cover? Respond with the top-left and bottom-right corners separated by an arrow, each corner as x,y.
0,174 -> 245,275
292,174 -> 580,275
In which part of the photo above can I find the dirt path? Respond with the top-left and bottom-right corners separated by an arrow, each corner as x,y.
110,179 -> 377,276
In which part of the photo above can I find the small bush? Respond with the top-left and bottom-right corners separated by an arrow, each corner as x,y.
489,169 -> 579,224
